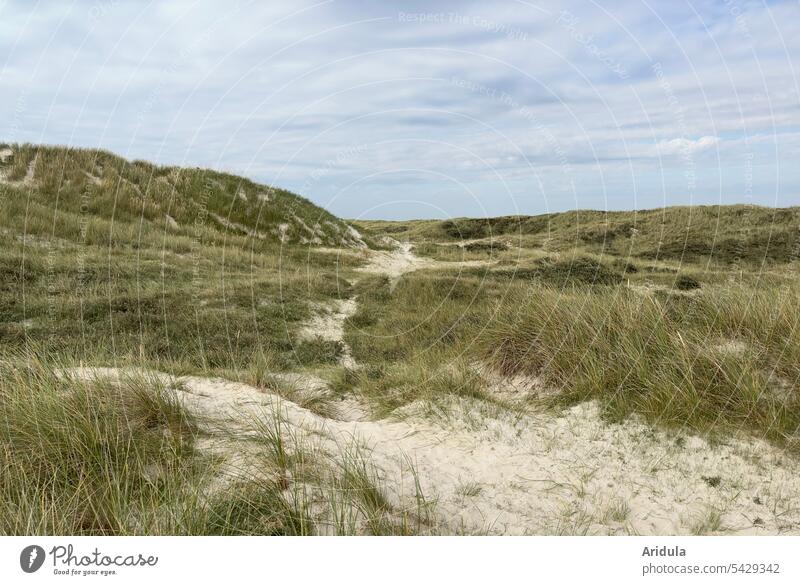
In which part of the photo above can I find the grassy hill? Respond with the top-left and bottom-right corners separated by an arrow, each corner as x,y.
356,205 -> 800,265
0,143 -> 372,370
2,144 -> 799,536
0,143 -> 367,248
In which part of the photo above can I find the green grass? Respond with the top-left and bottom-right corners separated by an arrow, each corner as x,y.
3,143 -> 800,534
0,144 -> 371,373
482,284 -> 800,447
0,350 -> 433,535
355,204 -> 800,265
0,142 -> 369,248
0,352 -> 206,534
490,255 -> 624,286
340,253 -> 799,449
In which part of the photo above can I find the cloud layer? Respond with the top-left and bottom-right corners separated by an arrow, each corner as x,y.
1,0 -> 798,218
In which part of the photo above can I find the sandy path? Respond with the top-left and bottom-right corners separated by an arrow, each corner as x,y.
65,242 -> 800,535
357,242 -> 436,280
297,240 -> 444,365
0,152 -> 36,186
356,241 -> 494,288
299,298 -> 358,369
68,367 -> 800,535
297,240 -> 492,367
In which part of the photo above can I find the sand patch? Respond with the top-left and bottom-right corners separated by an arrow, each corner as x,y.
357,241 -> 496,291
0,152 -> 36,186
345,225 -> 368,248
209,212 -> 266,239
299,299 -> 358,369
66,366 -> 800,535
357,242 -> 435,280
83,170 -> 102,186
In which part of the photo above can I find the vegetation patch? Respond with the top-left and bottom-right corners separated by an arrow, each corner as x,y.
482,285 -> 800,448
493,256 -> 623,286
675,274 -> 701,290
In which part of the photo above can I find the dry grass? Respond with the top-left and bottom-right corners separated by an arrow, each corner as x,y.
483,284 -> 800,447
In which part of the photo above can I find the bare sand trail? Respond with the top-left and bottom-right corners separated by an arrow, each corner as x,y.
69,366 -> 800,535
299,239 -> 495,367
65,240 -> 800,535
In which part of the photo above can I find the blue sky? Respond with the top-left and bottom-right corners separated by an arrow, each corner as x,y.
1,0 -> 798,219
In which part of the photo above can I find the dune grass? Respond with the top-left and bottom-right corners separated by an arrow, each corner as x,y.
357,205 -> 800,265
0,157 -> 364,373
0,352 -> 207,534
0,350 -> 434,535
3,143 -> 800,534
339,246 -> 799,449
0,142 -> 369,248
482,284 -> 800,447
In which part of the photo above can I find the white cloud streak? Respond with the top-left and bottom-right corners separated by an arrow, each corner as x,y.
1,0 -> 798,218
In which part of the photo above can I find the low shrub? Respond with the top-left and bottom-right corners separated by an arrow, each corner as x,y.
675,274 -> 701,290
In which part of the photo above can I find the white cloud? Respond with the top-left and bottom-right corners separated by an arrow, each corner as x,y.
654,136 -> 720,156
0,0 -> 798,218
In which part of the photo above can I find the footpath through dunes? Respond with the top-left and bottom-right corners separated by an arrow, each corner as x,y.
355,240 -> 498,280
67,366 -> 800,536
297,238 -> 495,370
67,242 -> 800,535
296,240 -> 429,370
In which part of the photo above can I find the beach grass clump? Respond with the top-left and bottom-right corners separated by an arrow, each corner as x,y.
0,351 -> 205,535
483,285 -> 800,447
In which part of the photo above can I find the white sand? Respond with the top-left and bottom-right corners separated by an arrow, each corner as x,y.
83,170 -> 102,185
63,242 -> 800,535
357,241 -> 435,280
299,298 -> 358,369
0,152 -> 36,186
68,366 -> 800,535
297,241 -> 439,365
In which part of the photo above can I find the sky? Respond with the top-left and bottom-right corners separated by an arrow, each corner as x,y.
1,0 -> 798,219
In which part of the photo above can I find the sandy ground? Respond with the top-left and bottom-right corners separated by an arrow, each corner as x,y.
69,366 -> 800,535
0,152 -> 36,186
357,242 -> 436,279
298,240 -> 434,367
65,241 -> 800,535
299,298 -> 358,369
356,241 -> 493,287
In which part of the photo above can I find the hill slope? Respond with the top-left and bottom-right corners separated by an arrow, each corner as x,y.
356,205 -> 800,265
0,143 -> 376,369
0,143 -> 367,248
